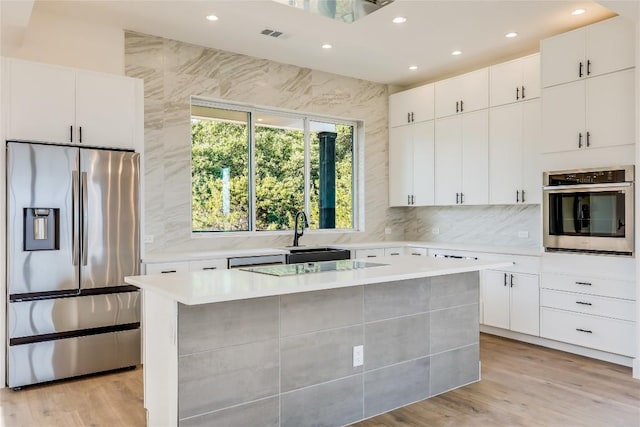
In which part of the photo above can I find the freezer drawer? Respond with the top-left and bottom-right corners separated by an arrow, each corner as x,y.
8,329 -> 140,388
9,292 -> 140,339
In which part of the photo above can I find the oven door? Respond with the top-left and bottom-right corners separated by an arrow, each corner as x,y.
543,182 -> 634,255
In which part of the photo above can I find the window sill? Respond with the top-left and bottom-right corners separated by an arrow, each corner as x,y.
191,228 -> 363,239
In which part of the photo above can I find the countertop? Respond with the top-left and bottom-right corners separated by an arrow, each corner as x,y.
142,241 -> 542,264
125,256 -> 512,305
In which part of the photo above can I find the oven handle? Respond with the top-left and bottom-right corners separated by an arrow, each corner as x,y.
543,182 -> 632,191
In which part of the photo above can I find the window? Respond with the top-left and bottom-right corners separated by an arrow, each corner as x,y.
191,99 -> 357,233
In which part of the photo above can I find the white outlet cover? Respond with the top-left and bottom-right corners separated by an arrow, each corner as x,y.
517,230 -> 529,238
353,345 -> 364,367
432,228 -> 440,235
144,235 -> 154,243
384,227 -> 392,235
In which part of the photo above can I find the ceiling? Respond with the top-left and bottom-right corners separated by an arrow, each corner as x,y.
1,0 -> 628,88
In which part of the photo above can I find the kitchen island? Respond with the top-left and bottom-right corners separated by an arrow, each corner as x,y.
125,256 -> 511,427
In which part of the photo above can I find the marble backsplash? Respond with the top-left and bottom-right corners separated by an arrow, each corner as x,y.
124,32 -> 404,255
404,204 -> 542,248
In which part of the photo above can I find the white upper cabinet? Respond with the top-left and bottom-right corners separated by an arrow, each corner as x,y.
4,58 -> 141,149
435,109 -> 488,205
75,72 -> 138,149
489,99 -> 541,204
389,84 -> 435,128
389,120 -> 435,206
541,16 -> 635,88
5,59 -> 76,144
490,54 -> 540,107
435,68 -> 489,118
541,68 -> 634,153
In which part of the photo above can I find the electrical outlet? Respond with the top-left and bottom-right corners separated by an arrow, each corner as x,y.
431,227 -> 440,235
353,345 -> 364,367
384,227 -> 392,235
144,235 -> 154,244
517,230 -> 529,239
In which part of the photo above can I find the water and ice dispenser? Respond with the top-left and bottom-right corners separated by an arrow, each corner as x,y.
24,208 -> 59,251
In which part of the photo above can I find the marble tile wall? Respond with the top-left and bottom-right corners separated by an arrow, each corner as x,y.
404,204 -> 541,248
124,31 -> 404,255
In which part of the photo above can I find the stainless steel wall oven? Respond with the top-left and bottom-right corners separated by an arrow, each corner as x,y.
543,166 -> 634,256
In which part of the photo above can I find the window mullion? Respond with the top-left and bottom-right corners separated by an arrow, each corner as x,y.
249,111 -> 257,231
303,118 -> 311,218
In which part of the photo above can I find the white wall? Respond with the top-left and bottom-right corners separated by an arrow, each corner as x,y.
1,5 -> 124,75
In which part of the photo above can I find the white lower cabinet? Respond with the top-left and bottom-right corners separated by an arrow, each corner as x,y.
188,259 -> 228,271
406,247 -> 428,256
145,258 -> 228,274
354,248 -> 385,259
540,254 -> 636,357
384,247 -> 405,257
483,270 -> 539,336
540,307 -> 634,357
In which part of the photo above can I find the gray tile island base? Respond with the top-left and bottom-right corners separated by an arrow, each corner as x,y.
141,272 -> 481,427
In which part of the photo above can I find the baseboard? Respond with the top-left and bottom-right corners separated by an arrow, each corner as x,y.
480,325 -> 634,368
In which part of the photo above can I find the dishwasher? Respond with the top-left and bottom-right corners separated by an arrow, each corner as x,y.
227,254 -> 287,269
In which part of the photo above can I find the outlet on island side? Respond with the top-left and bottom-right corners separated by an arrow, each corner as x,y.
431,228 -> 440,235
517,230 -> 529,239
353,345 -> 364,367
144,235 -> 154,243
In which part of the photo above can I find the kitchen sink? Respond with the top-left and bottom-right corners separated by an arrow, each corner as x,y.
284,247 -> 351,264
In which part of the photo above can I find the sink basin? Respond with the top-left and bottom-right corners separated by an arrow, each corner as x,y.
284,247 -> 351,264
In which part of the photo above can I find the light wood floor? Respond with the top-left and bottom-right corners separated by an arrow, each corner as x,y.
1,334 -> 638,426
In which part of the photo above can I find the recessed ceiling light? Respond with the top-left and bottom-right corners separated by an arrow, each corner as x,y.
409,65 -> 418,70
451,50 -> 462,56
392,16 -> 407,24
206,14 -> 219,21
505,32 -> 518,38
572,8 -> 586,15
322,43 -> 333,49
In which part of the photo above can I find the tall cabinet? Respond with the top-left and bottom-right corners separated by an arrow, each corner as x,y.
541,16 -> 635,154
388,84 -> 435,206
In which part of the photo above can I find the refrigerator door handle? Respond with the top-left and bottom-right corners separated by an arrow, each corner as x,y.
82,171 -> 89,266
72,170 -> 80,266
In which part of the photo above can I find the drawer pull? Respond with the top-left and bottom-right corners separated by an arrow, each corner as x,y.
202,267 -> 218,270
576,328 -> 593,334
389,253 -> 400,256
411,253 -> 421,256
575,281 -> 592,286
367,255 -> 377,258
575,301 -> 592,306
161,270 -> 177,274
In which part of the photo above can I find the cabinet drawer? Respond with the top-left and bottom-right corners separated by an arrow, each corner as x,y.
384,247 -> 405,257
189,259 -> 228,271
540,307 -> 634,356
355,248 -> 385,259
145,262 -> 189,275
541,272 -> 635,300
540,289 -> 634,321
406,247 -> 428,256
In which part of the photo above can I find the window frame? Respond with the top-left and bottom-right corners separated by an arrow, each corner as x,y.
190,97 -> 361,235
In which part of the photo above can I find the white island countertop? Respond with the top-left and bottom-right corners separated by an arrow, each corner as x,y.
125,256 -> 512,305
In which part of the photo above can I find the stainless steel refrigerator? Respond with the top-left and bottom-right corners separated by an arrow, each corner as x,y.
6,141 -> 141,388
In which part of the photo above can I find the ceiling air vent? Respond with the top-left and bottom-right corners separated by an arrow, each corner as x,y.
261,29 -> 284,38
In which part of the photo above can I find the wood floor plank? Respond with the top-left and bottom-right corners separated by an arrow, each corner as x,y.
0,334 -> 638,426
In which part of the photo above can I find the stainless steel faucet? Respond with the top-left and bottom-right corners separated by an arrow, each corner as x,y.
293,210 -> 308,247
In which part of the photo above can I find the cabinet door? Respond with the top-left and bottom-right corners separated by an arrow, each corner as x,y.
482,270 -> 510,329
541,81 -> 585,153
490,59 -> 522,107
521,54 -> 540,101
145,262 -> 190,274
384,247 -> 405,256
6,60 -> 76,144
189,259 -> 228,271
389,126 -> 413,207
434,116 -> 462,205
586,17 -> 636,79
389,84 -> 434,127
521,99 -> 542,204
412,120 -> 435,206
460,68 -> 489,113
76,71 -> 137,149
435,76 -> 462,118
509,273 -> 539,336
585,69 -> 635,149
541,27 -> 585,88
461,110 -> 488,205
489,104 -> 522,204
